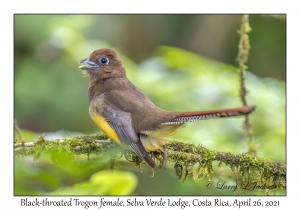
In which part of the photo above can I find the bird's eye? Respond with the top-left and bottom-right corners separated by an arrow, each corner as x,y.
99,57 -> 109,65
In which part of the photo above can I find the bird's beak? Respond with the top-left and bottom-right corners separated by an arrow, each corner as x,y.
78,58 -> 99,69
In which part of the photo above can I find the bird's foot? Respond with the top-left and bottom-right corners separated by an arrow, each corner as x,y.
158,144 -> 168,168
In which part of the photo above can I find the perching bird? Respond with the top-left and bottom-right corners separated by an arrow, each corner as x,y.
78,48 -> 255,168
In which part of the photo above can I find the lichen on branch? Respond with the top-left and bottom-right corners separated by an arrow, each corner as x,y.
14,133 -> 286,191
236,14 -> 256,155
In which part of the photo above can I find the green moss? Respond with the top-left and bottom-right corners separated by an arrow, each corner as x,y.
14,134 -> 286,194
164,140 -> 285,191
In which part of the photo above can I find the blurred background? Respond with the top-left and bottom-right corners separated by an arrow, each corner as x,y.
14,14 -> 286,195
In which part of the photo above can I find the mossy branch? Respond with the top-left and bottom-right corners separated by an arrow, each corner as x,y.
14,133 -> 286,190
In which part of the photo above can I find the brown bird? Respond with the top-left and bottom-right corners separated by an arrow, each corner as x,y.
78,48 -> 255,168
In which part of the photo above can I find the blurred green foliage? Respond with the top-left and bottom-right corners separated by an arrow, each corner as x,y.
14,15 -> 285,195
50,170 -> 138,195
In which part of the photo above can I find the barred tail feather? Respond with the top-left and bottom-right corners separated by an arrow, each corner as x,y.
162,105 -> 255,125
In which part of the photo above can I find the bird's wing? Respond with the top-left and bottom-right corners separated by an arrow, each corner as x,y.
104,101 -> 156,168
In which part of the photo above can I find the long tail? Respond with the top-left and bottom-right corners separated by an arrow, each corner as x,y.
162,105 -> 255,125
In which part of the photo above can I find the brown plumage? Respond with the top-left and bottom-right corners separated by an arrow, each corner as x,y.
79,48 -> 255,168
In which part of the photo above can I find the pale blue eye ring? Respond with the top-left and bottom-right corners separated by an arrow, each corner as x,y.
99,57 -> 109,65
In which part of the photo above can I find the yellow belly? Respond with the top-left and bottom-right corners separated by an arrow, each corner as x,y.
91,114 -> 121,144
141,123 -> 185,151
89,94 -> 121,144
91,113 -> 183,151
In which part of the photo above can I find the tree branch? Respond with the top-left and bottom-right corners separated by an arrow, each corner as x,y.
14,119 -> 25,144
236,14 -> 256,155
14,133 -> 286,190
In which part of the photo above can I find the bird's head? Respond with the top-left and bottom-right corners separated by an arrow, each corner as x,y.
78,48 -> 126,81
